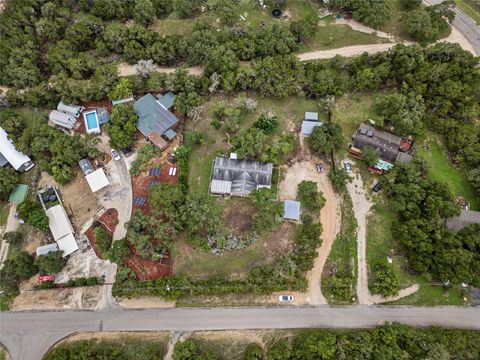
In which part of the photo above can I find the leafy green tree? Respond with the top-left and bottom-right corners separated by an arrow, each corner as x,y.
149,183 -> 185,223
361,145 -> 379,167
244,343 -> 264,360
108,78 -> 134,100
181,192 -> 221,244
308,122 -> 343,155
175,91 -> 203,116
293,329 -> 337,360
212,0 -> 238,25
370,260 -> 400,296
173,0 -> 198,18
266,340 -> 292,360
106,105 -> 138,149
2,231 -> 23,245
400,0 -> 422,10
297,181 -> 326,212
290,14 -> 318,43
265,134 -> 295,165
35,250 -> 65,274
232,128 -> 267,159
467,168 -> 480,195
0,251 -> 37,293
93,226 -> 112,256
108,238 -> 131,264
374,93 -> 425,135
134,0 -> 156,26
254,113 -> 279,134
0,167 -> 19,198
173,340 -> 201,360
330,0 -> 391,28
17,200 -> 49,231
328,168 -> 350,193
152,0 -> 174,18
0,109 -> 24,142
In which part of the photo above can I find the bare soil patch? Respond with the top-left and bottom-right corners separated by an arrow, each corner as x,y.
11,285 -> 101,310
220,198 -> 255,235
38,171 -> 101,230
23,227 -> 49,255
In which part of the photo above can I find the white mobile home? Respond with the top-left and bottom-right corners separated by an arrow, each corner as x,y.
57,101 -> 85,118
0,127 -> 35,172
49,110 -> 77,129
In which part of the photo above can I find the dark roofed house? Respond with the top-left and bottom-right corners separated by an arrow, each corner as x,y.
352,123 -> 402,163
134,93 -> 179,149
210,156 -> 273,197
446,209 -> 480,231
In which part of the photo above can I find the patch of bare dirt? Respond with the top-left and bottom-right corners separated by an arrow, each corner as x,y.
119,297 -> 175,309
23,228 -> 49,256
11,286 -> 101,311
221,199 -> 255,235
38,171 -> 101,230
63,331 -> 171,343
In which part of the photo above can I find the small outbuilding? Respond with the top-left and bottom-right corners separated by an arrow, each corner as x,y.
45,204 -> 78,257
49,110 -> 77,130
36,243 -> 59,257
301,121 -> 323,136
79,159 -> 94,175
305,112 -> 319,121
57,101 -> 85,118
85,168 -> 110,193
283,200 -> 301,221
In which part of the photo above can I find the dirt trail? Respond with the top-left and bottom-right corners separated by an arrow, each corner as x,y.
118,64 -> 204,77
336,18 -> 394,40
278,161 -> 339,305
347,171 -> 418,305
0,204 -> 18,269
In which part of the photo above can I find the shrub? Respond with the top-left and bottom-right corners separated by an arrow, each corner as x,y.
34,250 -> 64,274
370,261 -> 400,297
297,180 -> 326,211
2,231 -> 23,245
93,226 -> 112,257
254,112 -> 279,134
130,143 -> 161,176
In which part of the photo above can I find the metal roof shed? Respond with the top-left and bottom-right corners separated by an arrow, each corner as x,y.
284,200 -> 301,221
79,159 -> 94,175
305,112 -> 319,121
0,126 -> 35,171
46,205 -> 74,241
301,121 -> 323,136
85,168 -> 110,192
57,101 -> 84,117
36,243 -> 59,257
56,233 -> 79,256
49,110 -> 77,129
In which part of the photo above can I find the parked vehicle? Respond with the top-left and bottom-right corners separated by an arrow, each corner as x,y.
343,160 -> 352,173
279,295 -> 294,302
111,149 -> 121,161
372,181 -> 382,193
316,163 -> 324,173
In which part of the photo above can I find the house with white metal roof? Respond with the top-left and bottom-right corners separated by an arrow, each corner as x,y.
49,110 -> 77,129
45,204 -> 78,257
0,126 -> 35,172
57,101 -> 84,118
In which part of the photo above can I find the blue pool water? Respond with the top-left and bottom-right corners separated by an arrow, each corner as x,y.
85,112 -> 98,130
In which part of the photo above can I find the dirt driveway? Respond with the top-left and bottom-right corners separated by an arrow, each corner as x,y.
278,160 -> 339,305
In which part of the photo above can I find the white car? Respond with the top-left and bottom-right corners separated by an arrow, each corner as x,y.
279,295 -> 294,302
111,149 -> 121,161
343,160 -> 352,173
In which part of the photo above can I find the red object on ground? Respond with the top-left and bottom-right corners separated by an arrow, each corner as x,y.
38,275 -> 55,283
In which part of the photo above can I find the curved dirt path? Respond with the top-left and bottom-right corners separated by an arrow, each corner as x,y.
278,161 -> 339,305
346,171 -> 418,305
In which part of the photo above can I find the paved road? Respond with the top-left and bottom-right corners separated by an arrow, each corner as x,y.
1,306 -> 479,360
424,0 -> 480,55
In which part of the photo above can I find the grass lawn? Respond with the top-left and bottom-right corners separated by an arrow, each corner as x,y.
388,282 -> 464,306
455,0 -> 480,24
366,199 -> 416,291
417,134 -> 480,210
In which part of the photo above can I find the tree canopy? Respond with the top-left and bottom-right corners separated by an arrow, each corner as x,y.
106,105 -> 138,149
308,122 -> 343,155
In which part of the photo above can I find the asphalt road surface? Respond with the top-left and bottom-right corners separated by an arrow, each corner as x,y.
1,306 -> 479,360
424,0 -> 480,55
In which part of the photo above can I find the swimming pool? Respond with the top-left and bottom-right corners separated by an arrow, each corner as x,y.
83,110 -> 100,134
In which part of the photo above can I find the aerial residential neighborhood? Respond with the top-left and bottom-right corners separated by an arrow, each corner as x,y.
0,0 -> 479,359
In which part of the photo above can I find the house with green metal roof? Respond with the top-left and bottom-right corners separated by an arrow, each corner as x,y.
134,93 -> 179,150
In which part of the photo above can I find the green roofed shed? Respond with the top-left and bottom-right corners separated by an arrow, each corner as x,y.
164,128 -> 176,141
8,184 -> 29,203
